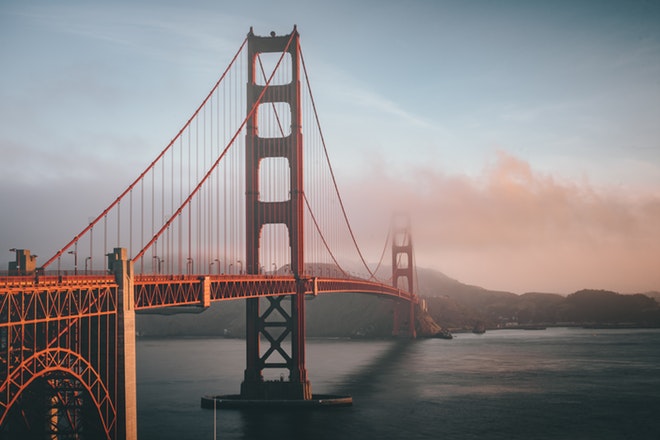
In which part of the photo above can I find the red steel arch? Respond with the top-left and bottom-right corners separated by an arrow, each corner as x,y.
0,347 -> 115,439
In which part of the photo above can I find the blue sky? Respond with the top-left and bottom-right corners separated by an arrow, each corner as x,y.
1,0 -> 659,293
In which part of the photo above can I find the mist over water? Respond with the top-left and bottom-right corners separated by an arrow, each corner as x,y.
136,328 -> 660,439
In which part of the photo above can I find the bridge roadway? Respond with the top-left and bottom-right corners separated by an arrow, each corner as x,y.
1,273 -> 418,316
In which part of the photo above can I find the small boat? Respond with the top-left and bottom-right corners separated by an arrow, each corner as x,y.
432,329 -> 453,339
472,322 -> 486,334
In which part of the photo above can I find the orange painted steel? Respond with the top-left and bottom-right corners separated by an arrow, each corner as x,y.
1,271 -> 416,436
1,277 -> 119,438
133,274 -> 416,310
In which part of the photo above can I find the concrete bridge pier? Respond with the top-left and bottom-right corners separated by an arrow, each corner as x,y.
108,248 -> 138,440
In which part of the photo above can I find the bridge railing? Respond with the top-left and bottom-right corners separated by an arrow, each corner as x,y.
0,274 -> 116,288
2,271 -> 417,318
131,273 -> 417,310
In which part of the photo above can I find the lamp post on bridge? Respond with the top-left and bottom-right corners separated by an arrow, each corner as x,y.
8,248 -> 19,275
237,260 -> 242,275
187,257 -> 194,274
67,249 -> 78,275
85,256 -> 92,275
152,255 -> 164,274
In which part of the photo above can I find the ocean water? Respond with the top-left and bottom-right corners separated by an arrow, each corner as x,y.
136,328 -> 660,439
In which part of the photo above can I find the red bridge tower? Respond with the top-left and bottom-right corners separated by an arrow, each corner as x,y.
392,214 -> 417,338
241,26 -> 311,400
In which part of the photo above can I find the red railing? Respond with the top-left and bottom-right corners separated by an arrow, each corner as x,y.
130,273 -> 416,310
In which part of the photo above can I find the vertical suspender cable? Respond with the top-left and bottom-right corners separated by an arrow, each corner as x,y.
141,180 -> 144,273
103,215 -> 107,263
216,86 -> 221,272
40,37 -> 248,270
179,137 -> 183,273
134,33 -> 292,263
161,147 -> 165,270
223,84 -> 227,274
129,190 -> 133,259
90,225 -> 93,273
300,48 -> 380,281
151,168 -> 155,271
117,201 -> 121,249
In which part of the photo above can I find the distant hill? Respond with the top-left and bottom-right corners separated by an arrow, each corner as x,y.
413,267 -> 660,330
643,291 -> 660,302
135,268 -> 660,337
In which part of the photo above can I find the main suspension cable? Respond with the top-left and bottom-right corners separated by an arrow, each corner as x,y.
135,31 -> 297,261
42,36 -> 250,270
300,47 -> 382,281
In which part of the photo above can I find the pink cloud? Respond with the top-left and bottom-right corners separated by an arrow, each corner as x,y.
342,151 -> 660,294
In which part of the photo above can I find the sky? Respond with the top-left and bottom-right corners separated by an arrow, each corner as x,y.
1,0 -> 659,294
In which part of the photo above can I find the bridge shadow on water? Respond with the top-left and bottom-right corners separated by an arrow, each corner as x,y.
235,338 -> 417,440
334,338 -> 416,398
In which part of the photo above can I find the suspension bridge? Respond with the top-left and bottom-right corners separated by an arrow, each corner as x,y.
0,27 -> 420,439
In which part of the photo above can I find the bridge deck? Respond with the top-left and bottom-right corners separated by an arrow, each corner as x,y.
1,274 -> 417,317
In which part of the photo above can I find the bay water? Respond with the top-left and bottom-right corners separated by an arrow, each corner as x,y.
136,327 -> 660,439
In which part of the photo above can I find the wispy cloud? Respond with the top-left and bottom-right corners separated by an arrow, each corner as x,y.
340,86 -> 434,129
10,3 -> 241,68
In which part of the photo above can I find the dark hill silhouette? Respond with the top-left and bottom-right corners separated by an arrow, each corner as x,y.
560,289 -> 659,324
